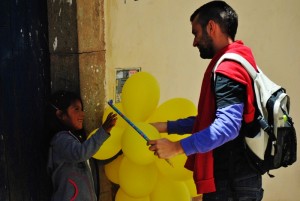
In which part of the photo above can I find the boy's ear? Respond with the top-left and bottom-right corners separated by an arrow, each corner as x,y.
56,110 -> 64,120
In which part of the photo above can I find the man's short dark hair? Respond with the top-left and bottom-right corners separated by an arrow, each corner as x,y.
190,1 -> 238,40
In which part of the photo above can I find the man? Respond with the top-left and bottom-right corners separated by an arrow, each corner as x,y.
148,1 -> 264,200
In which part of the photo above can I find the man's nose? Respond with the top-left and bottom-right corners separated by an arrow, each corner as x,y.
193,39 -> 198,47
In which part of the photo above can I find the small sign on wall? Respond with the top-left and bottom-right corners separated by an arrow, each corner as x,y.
115,67 -> 141,103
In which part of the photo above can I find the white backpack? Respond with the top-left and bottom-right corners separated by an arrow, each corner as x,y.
213,53 -> 297,176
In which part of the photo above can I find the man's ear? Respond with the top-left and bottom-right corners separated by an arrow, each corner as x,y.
206,20 -> 216,35
56,110 -> 64,120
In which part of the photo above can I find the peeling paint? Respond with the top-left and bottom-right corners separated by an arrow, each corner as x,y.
66,0 -> 72,6
53,37 -> 58,51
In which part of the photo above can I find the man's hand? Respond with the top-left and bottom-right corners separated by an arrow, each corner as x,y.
150,122 -> 168,133
147,138 -> 184,159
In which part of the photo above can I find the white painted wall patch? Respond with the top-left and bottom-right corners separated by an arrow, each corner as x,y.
53,37 -> 58,51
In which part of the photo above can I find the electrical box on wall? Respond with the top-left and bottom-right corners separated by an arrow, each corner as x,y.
115,67 -> 141,103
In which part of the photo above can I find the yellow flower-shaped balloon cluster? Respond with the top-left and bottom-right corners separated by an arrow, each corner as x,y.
90,72 -> 200,201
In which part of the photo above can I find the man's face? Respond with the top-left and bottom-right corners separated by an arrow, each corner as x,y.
191,18 -> 215,59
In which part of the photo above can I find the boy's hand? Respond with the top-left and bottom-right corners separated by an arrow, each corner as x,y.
102,112 -> 117,133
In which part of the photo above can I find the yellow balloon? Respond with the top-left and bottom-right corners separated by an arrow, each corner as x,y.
104,154 -> 124,184
147,97 -> 196,123
155,153 -> 193,181
184,178 -> 199,198
150,177 -> 190,201
103,102 -> 127,129
121,72 -> 160,122
115,188 -> 150,201
122,122 -> 160,165
119,156 -> 158,198
146,97 -> 195,141
89,127 -> 124,160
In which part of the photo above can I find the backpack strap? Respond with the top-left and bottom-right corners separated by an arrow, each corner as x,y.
213,52 -> 265,122
213,53 -> 269,130
213,53 -> 258,80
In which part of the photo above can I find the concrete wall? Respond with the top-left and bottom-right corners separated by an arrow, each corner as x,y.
47,0 -> 113,200
47,0 -> 106,133
105,0 -> 300,200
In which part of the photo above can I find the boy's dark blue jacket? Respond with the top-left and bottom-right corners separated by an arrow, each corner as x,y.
48,128 -> 110,201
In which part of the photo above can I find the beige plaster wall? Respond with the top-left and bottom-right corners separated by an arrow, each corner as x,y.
104,0 -> 300,200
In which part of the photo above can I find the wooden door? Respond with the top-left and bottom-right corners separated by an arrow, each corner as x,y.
0,0 -> 51,200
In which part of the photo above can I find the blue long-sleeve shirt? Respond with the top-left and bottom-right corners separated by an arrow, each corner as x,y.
167,74 -> 246,155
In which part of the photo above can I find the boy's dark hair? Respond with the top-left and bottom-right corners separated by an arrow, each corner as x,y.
45,90 -> 85,140
190,1 -> 238,40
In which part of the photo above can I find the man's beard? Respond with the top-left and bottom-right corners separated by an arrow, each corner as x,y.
198,30 -> 214,59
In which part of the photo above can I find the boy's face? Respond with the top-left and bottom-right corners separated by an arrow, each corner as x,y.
63,100 -> 85,131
